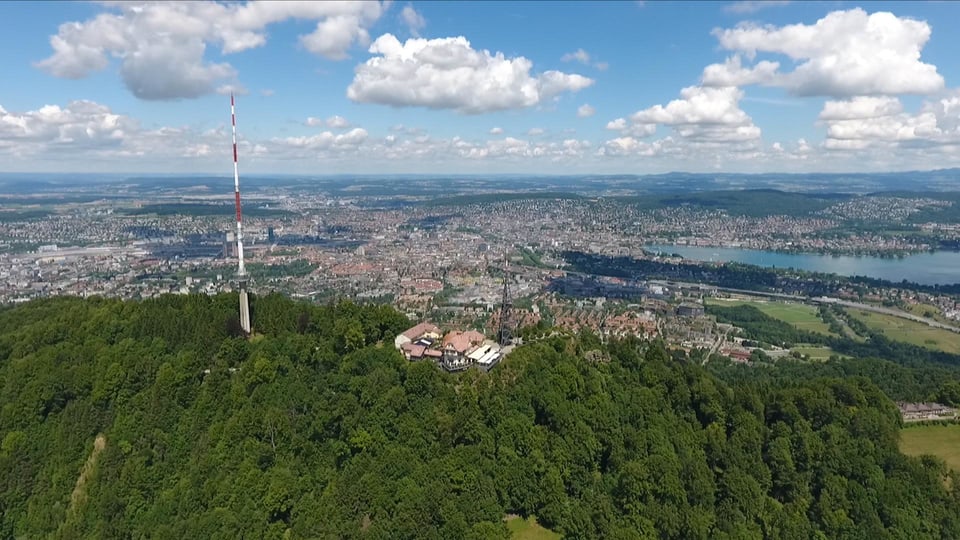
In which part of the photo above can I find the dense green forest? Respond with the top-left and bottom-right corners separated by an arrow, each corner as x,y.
706,303 -> 960,404
706,304 -> 827,348
426,190 -> 846,218
615,189 -> 848,218
707,304 -> 960,370
2,294 -> 960,538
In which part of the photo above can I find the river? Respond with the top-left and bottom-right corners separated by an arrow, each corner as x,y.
644,244 -> 960,286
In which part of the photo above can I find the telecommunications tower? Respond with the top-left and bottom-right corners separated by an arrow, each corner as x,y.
230,94 -> 251,334
498,253 -> 513,346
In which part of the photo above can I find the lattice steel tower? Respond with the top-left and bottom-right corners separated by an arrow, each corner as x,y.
498,254 -> 513,346
229,94 -> 251,334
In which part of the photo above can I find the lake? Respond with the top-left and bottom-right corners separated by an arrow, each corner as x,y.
644,244 -> 960,286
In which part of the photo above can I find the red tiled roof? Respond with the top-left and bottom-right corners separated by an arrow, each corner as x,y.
442,330 -> 486,353
402,322 -> 441,340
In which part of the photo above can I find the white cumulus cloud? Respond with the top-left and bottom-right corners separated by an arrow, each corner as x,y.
400,5 -> 426,37
923,91 -> 960,135
489,127 -> 504,135
603,85 -> 760,159
820,96 -> 943,150
305,115 -> 353,130
701,55 -> 779,88
450,136 -> 592,161
561,48 -> 607,70
0,99 -> 246,164
561,48 -> 591,64
818,96 -> 903,121
124,34 -> 237,101
630,86 -> 760,142
600,136 -> 671,157
0,100 -> 138,157
274,127 -> 369,150
577,104 -> 596,118
606,118 -> 626,131
712,8 -> 944,96
724,1 -> 791,14
347,34 -> 593,113
325,115 -> 350,129
36,1 -> 386,100
632,86 -> 751,126
216,84 -> 249,97
605,117 -> 656,138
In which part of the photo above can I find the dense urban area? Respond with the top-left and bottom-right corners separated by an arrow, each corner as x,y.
4,178 -> 960,374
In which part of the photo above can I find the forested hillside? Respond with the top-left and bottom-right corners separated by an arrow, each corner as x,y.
2,294 -> 960,538
706,303 -> 960,404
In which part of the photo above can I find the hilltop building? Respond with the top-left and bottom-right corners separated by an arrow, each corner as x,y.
897,402 -> 956,421
441,330 -> 486,371
394,322 -> 441,350
394,324 -> 505,372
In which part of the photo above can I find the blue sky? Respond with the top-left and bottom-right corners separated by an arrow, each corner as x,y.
1,1 -> 959,175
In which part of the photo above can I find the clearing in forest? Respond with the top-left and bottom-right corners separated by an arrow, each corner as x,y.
848,310 -> 960,354
706,298 -> 837,336
900,424 -> 960,472
505,515 -> 561,540
57,433 -> 106,535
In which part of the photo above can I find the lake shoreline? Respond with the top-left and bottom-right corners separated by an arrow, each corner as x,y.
645,244 -> 960,286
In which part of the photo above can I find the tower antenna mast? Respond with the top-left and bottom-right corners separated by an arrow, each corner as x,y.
498,252 -> 512,346
231,94 -> 251,334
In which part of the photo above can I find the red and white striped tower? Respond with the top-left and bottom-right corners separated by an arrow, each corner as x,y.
230,93 -> 251,334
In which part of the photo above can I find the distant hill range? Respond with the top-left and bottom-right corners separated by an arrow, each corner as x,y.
0,168 -> 959,196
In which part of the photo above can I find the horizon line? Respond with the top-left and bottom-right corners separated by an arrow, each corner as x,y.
0,167 -> 958,178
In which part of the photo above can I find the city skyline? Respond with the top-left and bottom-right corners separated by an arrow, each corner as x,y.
1,1 -> 960,175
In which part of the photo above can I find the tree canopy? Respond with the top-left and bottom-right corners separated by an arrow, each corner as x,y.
1,294 -> 959,538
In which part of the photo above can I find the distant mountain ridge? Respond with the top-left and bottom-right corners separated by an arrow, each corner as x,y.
1,168 -> 959,195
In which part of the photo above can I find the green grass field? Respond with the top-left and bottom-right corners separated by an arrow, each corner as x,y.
833,317 -> 867,342
900,424 -> 960,472
791,346 -> 840,361
506,516 -> 561,540
848,309 -> 960,354
707,298 -> 837,336
902,302 -> 952,325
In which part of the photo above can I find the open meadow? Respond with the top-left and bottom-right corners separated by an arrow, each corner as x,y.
902,302 -> 955,325
505,516 -> 561,540
900,424 -> 960,472
790,346 -> 842,361
706,298 -> 837,336
848,310 -> 960,354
